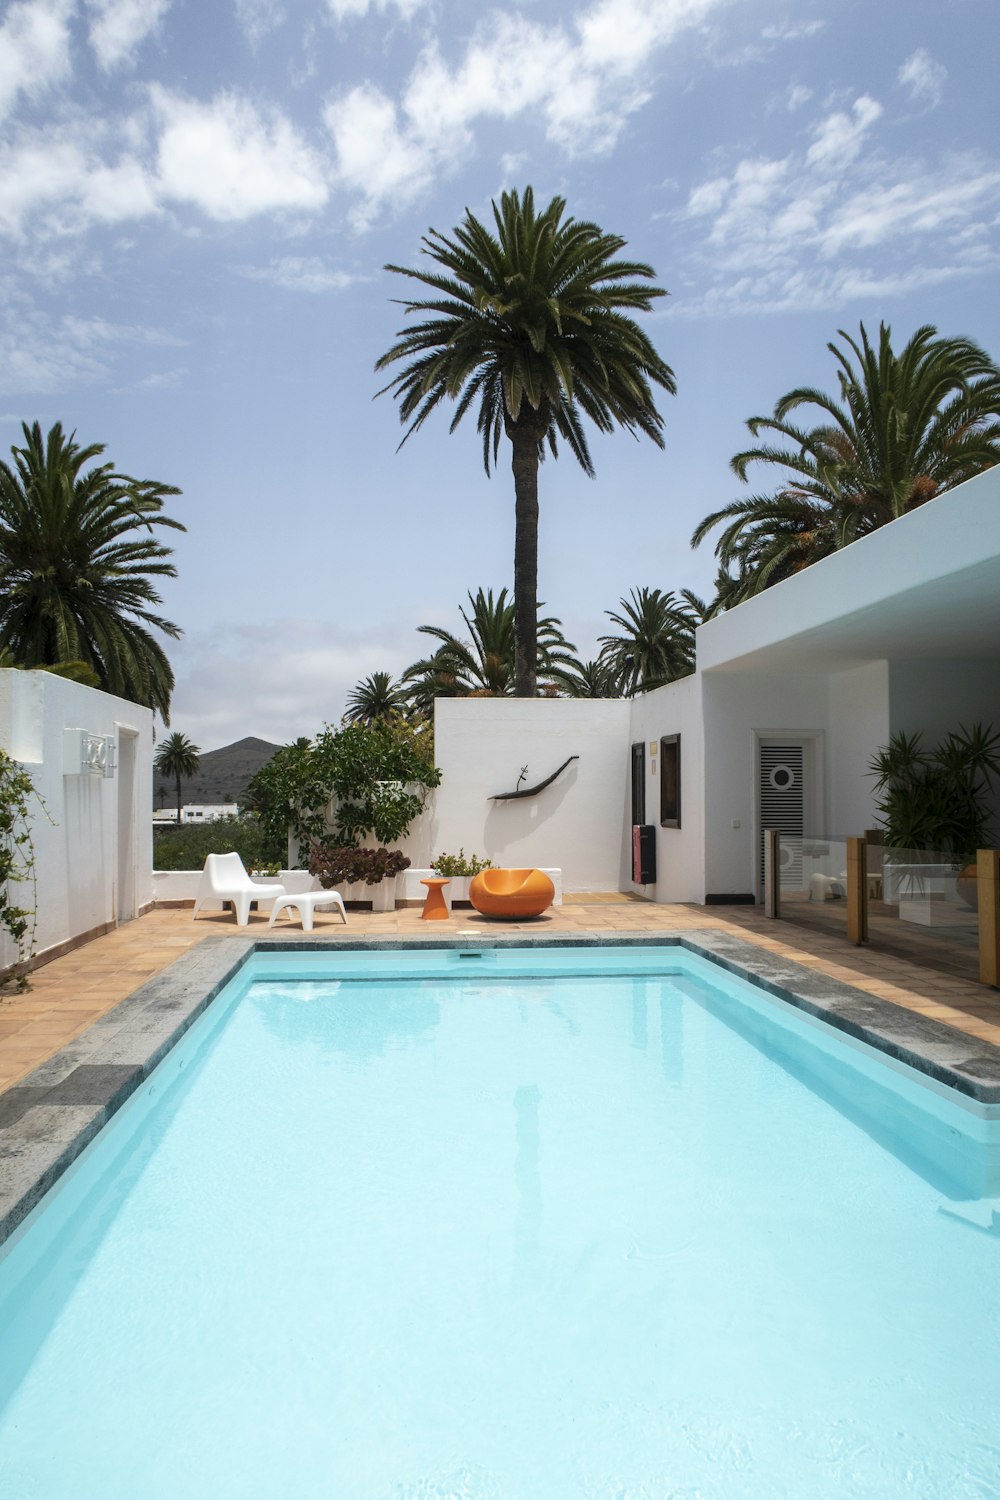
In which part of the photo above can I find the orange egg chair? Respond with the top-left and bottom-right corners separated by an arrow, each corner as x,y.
469,868 -> 555,918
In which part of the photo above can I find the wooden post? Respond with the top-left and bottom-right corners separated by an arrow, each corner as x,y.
977,849 -> 1000,988
763,829 -> 780,919
847,836 -> 868,945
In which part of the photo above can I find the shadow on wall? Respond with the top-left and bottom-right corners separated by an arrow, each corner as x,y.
483,762 -> 580,859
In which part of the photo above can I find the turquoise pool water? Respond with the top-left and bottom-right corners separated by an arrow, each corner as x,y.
1,946 -> 998,1498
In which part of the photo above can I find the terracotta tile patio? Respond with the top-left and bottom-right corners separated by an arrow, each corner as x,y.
1,895 -> 998,1095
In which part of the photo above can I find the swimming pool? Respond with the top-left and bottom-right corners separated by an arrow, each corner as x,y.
0,942 -> 998,1498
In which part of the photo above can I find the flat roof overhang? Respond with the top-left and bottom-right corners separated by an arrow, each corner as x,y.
695,466 -> 1000,675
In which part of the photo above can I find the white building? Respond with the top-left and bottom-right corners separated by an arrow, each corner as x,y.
0,671 -> 154,969
415,463 -> 1000,903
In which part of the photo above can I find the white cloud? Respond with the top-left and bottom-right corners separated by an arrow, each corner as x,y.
898,47 -> 947,108
0,120 -> 158,238
86,0 -> 171,70
234,0 -> 285,48
327,0 -> 730,227
0,307 -> 182,394
324,0 -> 426,19
760,19 -> 825,41
679,94 -> 1000,316
170,623 -> 416,746
806,95 -> 882,169
238,255 -> 363,292
786,84 -> 812,112
152,88 -> 329,220
325,84 -> 436,228
0,0 -> 73,121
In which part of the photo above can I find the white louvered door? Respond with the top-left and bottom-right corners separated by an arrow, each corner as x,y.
758,743 -> 805,896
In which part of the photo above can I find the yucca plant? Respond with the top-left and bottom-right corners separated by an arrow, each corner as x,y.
868,723 -> 1000,860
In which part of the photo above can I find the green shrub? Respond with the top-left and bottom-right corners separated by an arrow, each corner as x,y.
432,849 -> 493,877
153,815 -> 285,871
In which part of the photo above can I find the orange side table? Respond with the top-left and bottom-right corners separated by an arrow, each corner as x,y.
420,877 -> 451,920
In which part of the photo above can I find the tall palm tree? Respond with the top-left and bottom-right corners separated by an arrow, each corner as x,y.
154,732 -> 201,825
0,421 -> 184,719
693,323 -> 1000,603
402,587 -> 577,705
598,587 -> 705,695
376,187 -> 675,696
343,671 -> 409,724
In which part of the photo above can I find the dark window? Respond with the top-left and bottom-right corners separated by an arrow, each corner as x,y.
630,742 -> 645,825
660,735 -> 680,828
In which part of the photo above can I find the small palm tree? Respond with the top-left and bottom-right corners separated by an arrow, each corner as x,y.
693,323 -> 1000,602
402,588 -> 577,703
343,671 -> 409,724
598,588 -> 704,695
154,732 -> 201,825
0,422 -> 184,718
377,187 -> 675,696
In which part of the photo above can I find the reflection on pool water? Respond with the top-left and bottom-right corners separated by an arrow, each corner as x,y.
0,947 -> 998,1499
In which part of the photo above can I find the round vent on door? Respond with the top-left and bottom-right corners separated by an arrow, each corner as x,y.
768,763 -> 796,791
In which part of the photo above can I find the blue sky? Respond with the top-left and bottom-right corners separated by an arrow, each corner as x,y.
2,0 -> 998,748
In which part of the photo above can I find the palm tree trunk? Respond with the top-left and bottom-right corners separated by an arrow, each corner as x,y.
175,772 -> 182,825
510,421 -> 541,697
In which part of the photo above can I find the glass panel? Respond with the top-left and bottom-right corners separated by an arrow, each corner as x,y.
778,835 -> 850,936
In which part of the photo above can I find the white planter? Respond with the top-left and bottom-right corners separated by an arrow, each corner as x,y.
441,876 -> 471,908
369,879 -> 397,913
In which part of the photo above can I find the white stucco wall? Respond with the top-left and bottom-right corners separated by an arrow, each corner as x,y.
423,697 -> 632,891
701,672 -> 829,898
827,660 -> 890,835
627,673 -> 705,903
888,660 -> 1000,744
0,671 -> 153,968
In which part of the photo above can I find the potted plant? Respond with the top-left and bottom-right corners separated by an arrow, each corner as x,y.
431,849 -> 493,907
309,844 -> 411,912
869,723 -> 1000,909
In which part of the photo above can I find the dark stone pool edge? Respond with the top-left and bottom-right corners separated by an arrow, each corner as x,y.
2,929 -> 999,1249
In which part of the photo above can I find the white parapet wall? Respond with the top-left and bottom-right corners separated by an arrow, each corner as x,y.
153,867 -> 564,909
0,670 -> 154,970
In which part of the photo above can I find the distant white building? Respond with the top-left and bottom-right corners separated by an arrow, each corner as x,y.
153,804 -> 239,826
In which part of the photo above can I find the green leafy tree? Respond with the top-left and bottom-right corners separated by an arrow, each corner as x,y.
154,732 -> 201,826
244,719 -> 440,855
376,186 -> 675,696
0,422 -> 185,718
402,587 -> 578,704
343,671 -> 410,724
693,323 -> 1000,605
597,587 -> 705,695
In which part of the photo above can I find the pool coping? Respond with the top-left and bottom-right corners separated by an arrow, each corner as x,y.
2,929 -> 1000,1248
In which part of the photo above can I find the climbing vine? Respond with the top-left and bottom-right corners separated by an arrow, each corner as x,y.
0,750 -> 45,990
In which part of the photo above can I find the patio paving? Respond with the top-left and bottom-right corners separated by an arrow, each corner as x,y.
1,895 -> 999,1096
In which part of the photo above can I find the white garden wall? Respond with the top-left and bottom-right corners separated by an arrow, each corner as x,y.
0,671 -> 153,969
422,698 -> 632,891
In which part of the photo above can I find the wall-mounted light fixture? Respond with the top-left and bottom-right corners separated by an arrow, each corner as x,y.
63,729 -> 116,778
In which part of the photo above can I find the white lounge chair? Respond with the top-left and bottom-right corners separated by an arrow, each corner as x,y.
192,852 -> 288,926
